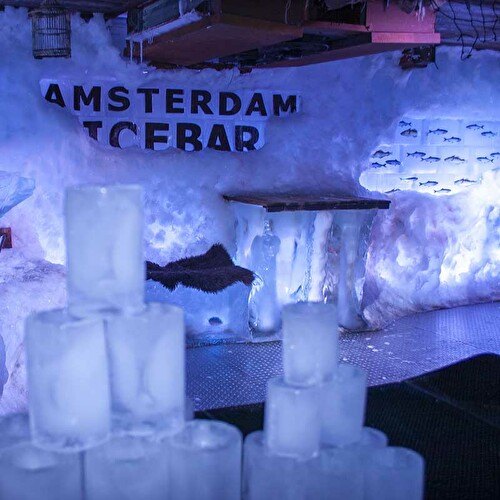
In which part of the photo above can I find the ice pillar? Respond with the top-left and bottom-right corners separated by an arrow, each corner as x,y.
65,185 -> 144,318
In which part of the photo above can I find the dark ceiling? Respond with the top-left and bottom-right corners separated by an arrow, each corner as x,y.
0,1 -> 145,14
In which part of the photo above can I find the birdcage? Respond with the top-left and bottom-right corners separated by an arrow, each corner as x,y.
30,0 -> 71,59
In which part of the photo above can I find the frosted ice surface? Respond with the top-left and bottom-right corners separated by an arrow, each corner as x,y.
243,431 -> 312,500
145,280 -> 251,342
105,303 -> 185,436
0,413 -> 30,450
26,310 -> 110,451
168,420 -> 242,500
282,302 -> 338,386
364,447 -> 425,500
320,364 -> 367,447
0,171 -> 34,219
265,377 -> 321,459
65,185 -> 144,318
85,436 -> 170,500
0,334 -> 7,397
0,442 -> 81,500
249,220 -> 281,334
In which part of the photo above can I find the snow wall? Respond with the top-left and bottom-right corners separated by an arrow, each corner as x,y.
0,7 -> 498,412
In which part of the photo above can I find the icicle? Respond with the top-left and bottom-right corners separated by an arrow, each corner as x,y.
140,40 -> 143,64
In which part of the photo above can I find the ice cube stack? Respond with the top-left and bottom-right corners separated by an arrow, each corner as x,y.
0,184 -> 424,500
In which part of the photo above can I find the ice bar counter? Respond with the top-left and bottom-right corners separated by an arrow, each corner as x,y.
0,184 -> 425,500
225,193 -> 390,333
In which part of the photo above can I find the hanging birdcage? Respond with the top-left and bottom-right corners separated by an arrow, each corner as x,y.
30,0 -> 71,59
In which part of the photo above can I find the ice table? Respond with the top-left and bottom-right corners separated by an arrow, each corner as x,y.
224,193 -> 390,332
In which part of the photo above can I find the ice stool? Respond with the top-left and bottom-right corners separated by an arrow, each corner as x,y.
145,244 -> 254,344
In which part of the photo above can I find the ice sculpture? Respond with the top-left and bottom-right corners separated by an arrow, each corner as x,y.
229,200 -> 381,332
0,171 -> 35,219
65,185 -> 145,318
249,220 -> 281,335
105,303 -> 185,436
25,310 -> 111,452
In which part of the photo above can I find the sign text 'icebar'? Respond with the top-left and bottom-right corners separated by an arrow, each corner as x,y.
40,80 -> 301,152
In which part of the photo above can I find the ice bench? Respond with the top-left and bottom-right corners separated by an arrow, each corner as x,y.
145,245 -> 254,344
224,193 -> 390,333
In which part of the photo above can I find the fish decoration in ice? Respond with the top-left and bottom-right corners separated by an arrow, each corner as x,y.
385,188 -> 401,193
476,156 -> 493,163
444,137 -> 461,143
428,128 -> 448,135
371,162 -> 386,169
401,128 -> 418,137
385,159 -> 401,166
421,156 -> 440,163
400,176 -> 418,181
481,131 -> 497,138
490,152 -> 500,158
454,178 -> 477,185
407,151 -> 426,158
434,188 -> 452,193
444,155 -> 466,163
399,120 -> 412,127
372,150 -> 391,159
466,124 -> 484,130
419,181 -> 438,187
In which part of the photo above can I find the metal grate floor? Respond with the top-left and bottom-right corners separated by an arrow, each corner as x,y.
187,302 -> 500,411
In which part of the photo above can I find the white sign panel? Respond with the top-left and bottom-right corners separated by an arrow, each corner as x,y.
40,79 -> 301,152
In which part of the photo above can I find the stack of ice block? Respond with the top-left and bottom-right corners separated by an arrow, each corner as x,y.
243,301 -> 425,500
1,184 -> 424,500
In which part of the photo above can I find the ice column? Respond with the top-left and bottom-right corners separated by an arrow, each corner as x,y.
168,420 -> 242,500
84,436 -> 170,500
105,303 -> 185,436
282,302 -> 338,385
25,309 -> 110,452
264,376 -> 321,459
0,442 -> 81,500
249,219 -> 281,335
320,363 -> 367,447
65,185 -> 144,318
364,447 -> 425,500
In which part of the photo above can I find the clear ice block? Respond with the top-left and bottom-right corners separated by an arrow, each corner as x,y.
65,185 -> 144,318
25,309 -> 110,452
145,280 -> 251,343
105,303 -> 185,436
320,363 -> 367,447
364,447 -> 425,500
282,302 -> 338,386
243,431 -> 313,500
84,435 -> 170,500
265,376 -> 321,459
168,420 -> 242,500
0,442 -> 81,500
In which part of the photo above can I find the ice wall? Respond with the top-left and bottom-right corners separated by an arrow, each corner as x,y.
0,7 -> 499,411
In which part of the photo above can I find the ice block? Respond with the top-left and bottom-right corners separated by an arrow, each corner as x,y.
105,302 -> 185,436
0,442 -> 81,500
243,431 -> 312,500
25,309 -> 110,452
320,363 -> 367,447
364,447 -> 425,500
282,302 -> 338,385
84,435 -> 170,500
265,376 -> 321,459
168,420 -> 242,500
0,413 -> 30,450
65,184 -> 144,318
